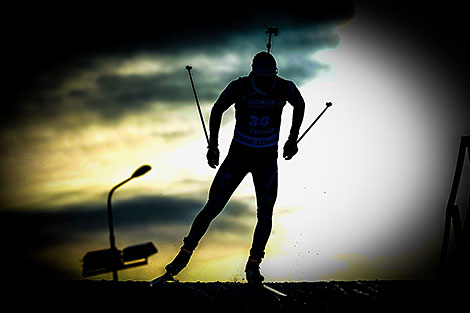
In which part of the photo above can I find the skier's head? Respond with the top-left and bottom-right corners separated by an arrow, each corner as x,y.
251,51 -> 278,77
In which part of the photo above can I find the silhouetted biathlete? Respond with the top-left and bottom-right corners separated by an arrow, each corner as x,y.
163,51 -> 305,283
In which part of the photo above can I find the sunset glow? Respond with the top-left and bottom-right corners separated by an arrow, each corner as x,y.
1,4 -> 468,282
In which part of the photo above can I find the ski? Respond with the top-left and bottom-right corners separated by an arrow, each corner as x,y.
248,282 -> 287,297
150,273 -> 287,298
262,284 -> 287,297
149,272 -> 178,287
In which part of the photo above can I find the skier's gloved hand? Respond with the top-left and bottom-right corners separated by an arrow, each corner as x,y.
207,145 -> 220,169
283,138 -> 298,160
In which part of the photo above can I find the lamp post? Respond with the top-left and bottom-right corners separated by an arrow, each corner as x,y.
82,164 -> 158,280
107,165 -> 151,280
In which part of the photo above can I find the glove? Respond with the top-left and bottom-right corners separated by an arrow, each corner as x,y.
207,145 -> 220,169
283,138 -> 298,160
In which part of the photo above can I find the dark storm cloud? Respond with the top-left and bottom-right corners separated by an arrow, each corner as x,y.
0,194 -> 252,247
7,28 -> 340,126
78,71 -> 195,119
2,2 -> 354,128
0,194 -> 253,279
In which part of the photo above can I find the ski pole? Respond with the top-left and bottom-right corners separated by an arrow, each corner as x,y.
296,102 -> 332,144
186,65 -> 209,145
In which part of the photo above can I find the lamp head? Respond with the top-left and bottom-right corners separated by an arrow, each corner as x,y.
131,165 -> 151,178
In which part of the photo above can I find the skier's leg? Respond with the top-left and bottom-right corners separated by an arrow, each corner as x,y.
246,154 -> 278,282
250,156 -> 278,259
166,147 -> 247,276
183,152 -> 248,250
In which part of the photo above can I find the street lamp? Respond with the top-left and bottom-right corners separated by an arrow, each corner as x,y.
82,165 -> 158,281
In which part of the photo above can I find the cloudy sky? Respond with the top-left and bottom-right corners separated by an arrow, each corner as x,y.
1,2 -> 468,282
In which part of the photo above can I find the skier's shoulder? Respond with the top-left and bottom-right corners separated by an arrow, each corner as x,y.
234,75 -> 251,87
226,75 -> 250,94
274,76 -> 301,98
275,76 -> 297,90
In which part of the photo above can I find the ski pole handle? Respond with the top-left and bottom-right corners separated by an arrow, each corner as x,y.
186,65 -> 210,145
296,102 -> 332,144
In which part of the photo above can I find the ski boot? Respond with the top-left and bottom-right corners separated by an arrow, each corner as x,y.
165,247 -> 193,276
245,257 -> 264,284
150,247 -> 193,286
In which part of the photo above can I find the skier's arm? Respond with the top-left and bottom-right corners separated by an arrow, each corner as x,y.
208,107 -> 223,148
207,81 -> 237,168
287,81 -> 305,142
208,81 -> 237,148
283,81 -> 305,160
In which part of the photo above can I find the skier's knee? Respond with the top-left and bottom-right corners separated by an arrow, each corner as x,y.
200,197 -> 227,220
207,192 -> 230,208
257,211 -> 273,223
257,198 -> 274,221
257,194 -> 276,210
